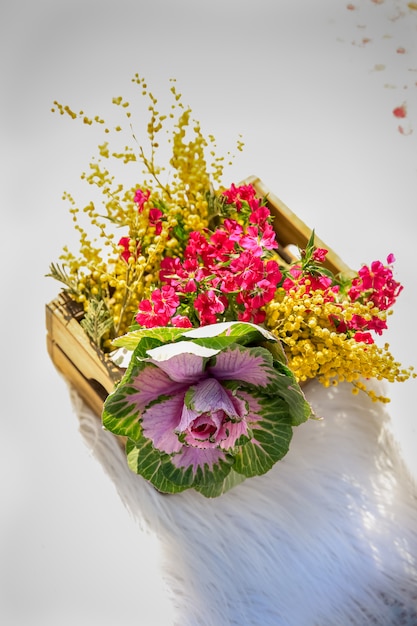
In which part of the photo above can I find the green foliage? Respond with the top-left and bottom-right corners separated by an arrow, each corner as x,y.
80,299 -> 114,348
46,263 -> 79,296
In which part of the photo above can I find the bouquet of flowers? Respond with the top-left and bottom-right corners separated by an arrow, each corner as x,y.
48,74 -> 414,497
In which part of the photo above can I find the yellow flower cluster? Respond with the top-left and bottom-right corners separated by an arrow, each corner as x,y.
265,284 -> 414,402
50,75 -> 243,347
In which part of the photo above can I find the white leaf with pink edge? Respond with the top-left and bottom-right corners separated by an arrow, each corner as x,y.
146,341 -> 220,361
144,341 -> 219,383
182,321 -> 276,341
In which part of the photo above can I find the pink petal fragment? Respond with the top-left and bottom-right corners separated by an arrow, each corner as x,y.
141,394 -> 186,454
393,103 -> 407,118
398,123 -> 413,135
208,346 -> 272,387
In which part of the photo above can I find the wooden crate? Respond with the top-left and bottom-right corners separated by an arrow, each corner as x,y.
46,294 -> 123,417
46,176 -> 352,417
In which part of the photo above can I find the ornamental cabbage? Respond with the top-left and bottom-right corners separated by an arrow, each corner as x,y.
102,322 -> 313,497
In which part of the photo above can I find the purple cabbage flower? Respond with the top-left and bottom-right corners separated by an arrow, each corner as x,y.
103,322 -> 312,497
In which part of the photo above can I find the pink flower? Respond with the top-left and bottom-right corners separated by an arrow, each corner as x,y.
185,231 -> 210,258
366,316 -> 387,335
135,285 -> 179,328
348,314 -> 369,331
223,219 -> 243,242
237,260 -> 281,309
239,224 -> 277,256
312,248 -> 328,263
152,285 -> 179,316
348,256 -> 403,311
235,293 -> 266,324
207,228 -> 236,262
171,315 -> 193,328
328,314 -> 348,334
134,188 -> 150,211
159,257 -> 184,287
159,256 -> 201,293
194,290 -> 228,325
282,266 -> 334,295
249,205 -> 271,227
249,278 -> 278,308
135,299 -> 171,328
229,252 -> 264,290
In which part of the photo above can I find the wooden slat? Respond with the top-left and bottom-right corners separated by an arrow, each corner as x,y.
46,295 -> 123,418
47,332 -> 108,417
46,296 -> 122,394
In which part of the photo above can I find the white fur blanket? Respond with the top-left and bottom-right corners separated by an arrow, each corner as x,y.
72,380 -> 417,626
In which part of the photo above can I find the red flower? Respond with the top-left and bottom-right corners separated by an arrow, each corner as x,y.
185,231 -> 211,265
149,208 -> 163,235
353,331 -> 374,345
366,316 -> 387,335
222,183 -> 260,211
393,104 -> 407,119
207,228 -> 236,262
328,314 -> 348,333
118,237 -> 132,263
160,256 -> 204,293
159,257 -> 183,287
283,266 -> 334,295
118,236 -> 140,263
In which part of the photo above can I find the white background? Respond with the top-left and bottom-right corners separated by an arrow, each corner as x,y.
1,1 -> 416,624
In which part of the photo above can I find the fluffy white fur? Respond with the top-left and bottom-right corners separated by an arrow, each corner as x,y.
72,380 -> 417,625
